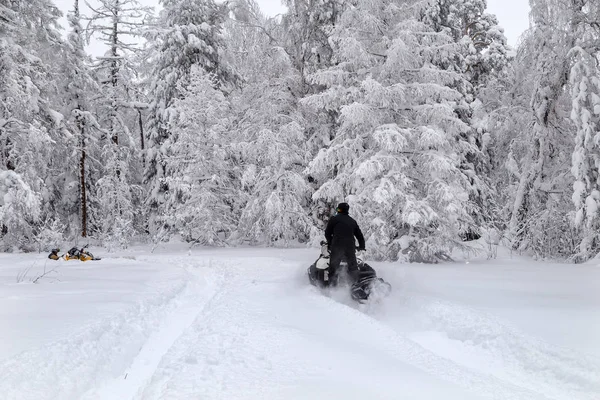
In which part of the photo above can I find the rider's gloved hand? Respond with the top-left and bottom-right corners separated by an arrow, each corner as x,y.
356,246 -> 366,251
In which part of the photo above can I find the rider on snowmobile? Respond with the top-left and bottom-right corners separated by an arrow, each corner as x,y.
324,202 -> 365,281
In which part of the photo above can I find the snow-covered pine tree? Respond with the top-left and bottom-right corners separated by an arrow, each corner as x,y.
162,66 -> 235,244
0,0 -> 65,250
304,0 -> 476,261
85,0 -> 151,248
144,0 -> 234,239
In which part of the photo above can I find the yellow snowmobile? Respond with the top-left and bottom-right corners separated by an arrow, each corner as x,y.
48,245 -> 101,261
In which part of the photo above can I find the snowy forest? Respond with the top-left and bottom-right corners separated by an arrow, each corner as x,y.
1,0 -> 600,263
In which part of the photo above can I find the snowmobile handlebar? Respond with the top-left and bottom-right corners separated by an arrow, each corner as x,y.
319,241 -> 364,252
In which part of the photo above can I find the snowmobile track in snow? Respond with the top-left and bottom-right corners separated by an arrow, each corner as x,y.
305,288 -> 555,400
0,279 -> 192,400
374,292 -> 600,400
81,260 -> 226,400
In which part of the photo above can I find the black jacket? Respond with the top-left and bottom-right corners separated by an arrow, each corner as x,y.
325,213 -> 365,250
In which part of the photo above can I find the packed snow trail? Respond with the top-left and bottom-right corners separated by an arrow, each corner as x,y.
133,258 -> 491,400
0,248 -> 598,399
81,260 -> 224,400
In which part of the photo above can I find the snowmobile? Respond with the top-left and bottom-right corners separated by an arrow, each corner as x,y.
48,245 -> 101,261
307,242 -> 392,303
48,248 -> 61,260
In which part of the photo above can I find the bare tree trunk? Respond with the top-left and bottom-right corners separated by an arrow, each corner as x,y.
72,0 -> 88,237
78,116 -> 87,237
111,0 -> 121,182
111,0 -> 119,147
138,108 -> 145,167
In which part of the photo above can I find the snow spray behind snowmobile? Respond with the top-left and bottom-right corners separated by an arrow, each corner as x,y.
307,242 -> 391,303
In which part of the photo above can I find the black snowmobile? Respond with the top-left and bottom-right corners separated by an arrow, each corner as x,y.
307,242 -> 392,303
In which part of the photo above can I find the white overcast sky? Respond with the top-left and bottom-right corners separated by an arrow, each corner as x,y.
53,0 -> 530,57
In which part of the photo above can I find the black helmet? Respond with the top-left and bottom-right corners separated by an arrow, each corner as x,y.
336,202 -> 350,214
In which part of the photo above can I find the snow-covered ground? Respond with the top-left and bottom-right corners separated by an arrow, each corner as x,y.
1,244 -> 599,400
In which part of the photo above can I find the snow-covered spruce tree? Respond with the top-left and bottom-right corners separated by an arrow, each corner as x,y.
162,66 -> 235,244
422,0 -> 510,90
234,115 -> 313,245
0,0 -> 66,250
144,0 -> 234,239
304,0 -> 477,262
85,0 -> 151,248
420,0 -> 511,238
223,4 -> 313,244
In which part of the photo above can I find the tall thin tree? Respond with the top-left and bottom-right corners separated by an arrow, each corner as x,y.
63,0 -> 102,238
85,0 -> 151,247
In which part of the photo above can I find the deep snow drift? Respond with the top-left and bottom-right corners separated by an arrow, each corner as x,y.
0,244 -> 598,400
